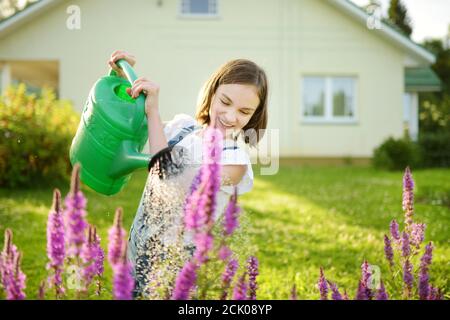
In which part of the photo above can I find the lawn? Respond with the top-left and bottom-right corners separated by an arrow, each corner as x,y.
0,165 -> 449,299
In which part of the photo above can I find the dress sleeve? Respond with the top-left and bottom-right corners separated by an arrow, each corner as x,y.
163,113 -> 197,140
220,147 -> 254,196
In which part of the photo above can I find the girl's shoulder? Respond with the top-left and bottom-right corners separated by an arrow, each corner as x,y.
163,113 -> 199,140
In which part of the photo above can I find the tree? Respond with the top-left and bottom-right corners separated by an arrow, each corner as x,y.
388,0 -> 413,37
418,38 -> 450,167
0,0 -> 32,21
422,39 -> 450,96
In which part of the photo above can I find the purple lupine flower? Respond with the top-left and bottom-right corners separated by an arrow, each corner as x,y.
411,223 -> 426,249
355,280 -> 368,300
247,256 -> 259,300
220,259 -> 239,300
361,260 -> 373,299
232,272 -> 248,300
390,219 -> 400,242
193,232 -> 214,264
184,183 -> 205,231
428,286 -> 443,300
327,281 -> 342,300
384,235 -> 394,268
290,284 -> 298,300
108,207 -> 126,267
223,188 -> 241,236
38,280 -> 46,300
401,232 -> 411,258
0,230 -> 26,300
418,242 -> 433,300
1,229 -> 17,290
91,226 -> 104,277
93,228 -> 104,276
402,167 -> 414,230
218,245 -> 232,261
112,244 -> 134,300
64,164 -> 88,258
172,261 -> 199,300
376,280 -> 389,300
188,166 -> 203,195
403,259 -> 414,297
184,127 -> 223,232
46,189 -> 66,298
93,229 -> 105,296
342,290 -> 349,300
81,225 -> 102,290
175,126 -> 224,300
317,267 -> 328,300
6,252 -> 26,300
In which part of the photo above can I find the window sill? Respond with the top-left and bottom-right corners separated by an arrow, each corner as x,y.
177,13 -> 221,20
300,118 -> 358,125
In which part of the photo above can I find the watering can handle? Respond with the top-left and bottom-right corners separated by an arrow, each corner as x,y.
109,59 -> 146,130
111,59 -> 139,83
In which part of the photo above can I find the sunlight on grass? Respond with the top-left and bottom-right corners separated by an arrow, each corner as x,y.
0,167 -> 448,299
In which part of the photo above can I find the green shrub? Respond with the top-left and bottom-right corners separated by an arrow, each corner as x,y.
418,131 -> 450,168
0,84 -> 79,187
372,136 -> 422,171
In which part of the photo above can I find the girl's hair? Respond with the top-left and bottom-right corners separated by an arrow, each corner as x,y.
195,59 -> 268,147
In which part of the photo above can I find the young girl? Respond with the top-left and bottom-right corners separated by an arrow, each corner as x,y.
108,50 -> 268,298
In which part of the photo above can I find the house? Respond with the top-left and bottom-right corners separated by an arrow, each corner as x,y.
0,0 -> 441,164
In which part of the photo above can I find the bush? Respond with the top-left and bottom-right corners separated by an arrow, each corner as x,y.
0,84 -> 79,188
418,131 -> 450,168
372,136 -> 422,171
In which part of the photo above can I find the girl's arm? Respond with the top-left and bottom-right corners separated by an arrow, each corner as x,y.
221,165 -> 247,186
146,107 -> 168,155
108,51 -> 168,155
128,78 -> 168,155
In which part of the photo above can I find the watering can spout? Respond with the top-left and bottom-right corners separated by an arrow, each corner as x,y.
109,140 -> 152,179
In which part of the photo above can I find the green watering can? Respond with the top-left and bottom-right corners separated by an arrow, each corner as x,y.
70,59 -> 152,196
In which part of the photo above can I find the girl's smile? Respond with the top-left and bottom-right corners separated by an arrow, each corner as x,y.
209,84 -> 260,140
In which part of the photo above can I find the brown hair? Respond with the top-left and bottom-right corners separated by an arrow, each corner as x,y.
195,59 -> 268,147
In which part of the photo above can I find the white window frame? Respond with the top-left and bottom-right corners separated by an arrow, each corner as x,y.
301,75 -> 358,124
0,63 -> 11,95
178,0 -> 220,19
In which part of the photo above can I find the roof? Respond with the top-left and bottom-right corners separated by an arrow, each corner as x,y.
0,0 -> 437,65
0,0 -> 59,39
405,67 -> 442,92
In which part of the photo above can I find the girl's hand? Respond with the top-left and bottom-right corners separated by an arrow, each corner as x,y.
108,50 -> 136,78
127,77 -> 160,116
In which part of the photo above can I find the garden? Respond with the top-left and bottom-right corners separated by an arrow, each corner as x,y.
0,85 -> 448,300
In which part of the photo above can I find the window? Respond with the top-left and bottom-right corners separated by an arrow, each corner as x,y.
302,76 -> 356,123
0,61 -> 59,97
180,0 -> 218,16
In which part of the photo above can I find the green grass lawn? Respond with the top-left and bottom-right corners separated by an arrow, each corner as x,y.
0,165 -> 449,299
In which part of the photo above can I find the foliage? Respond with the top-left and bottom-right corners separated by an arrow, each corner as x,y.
387,0 -> 413,37
372,136 -> 422,171
0,84 -> 79,187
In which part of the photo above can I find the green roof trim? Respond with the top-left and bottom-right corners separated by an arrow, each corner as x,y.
405,67 -> 442,92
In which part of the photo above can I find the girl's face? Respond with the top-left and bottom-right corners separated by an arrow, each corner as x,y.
209,84 -> 260,140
